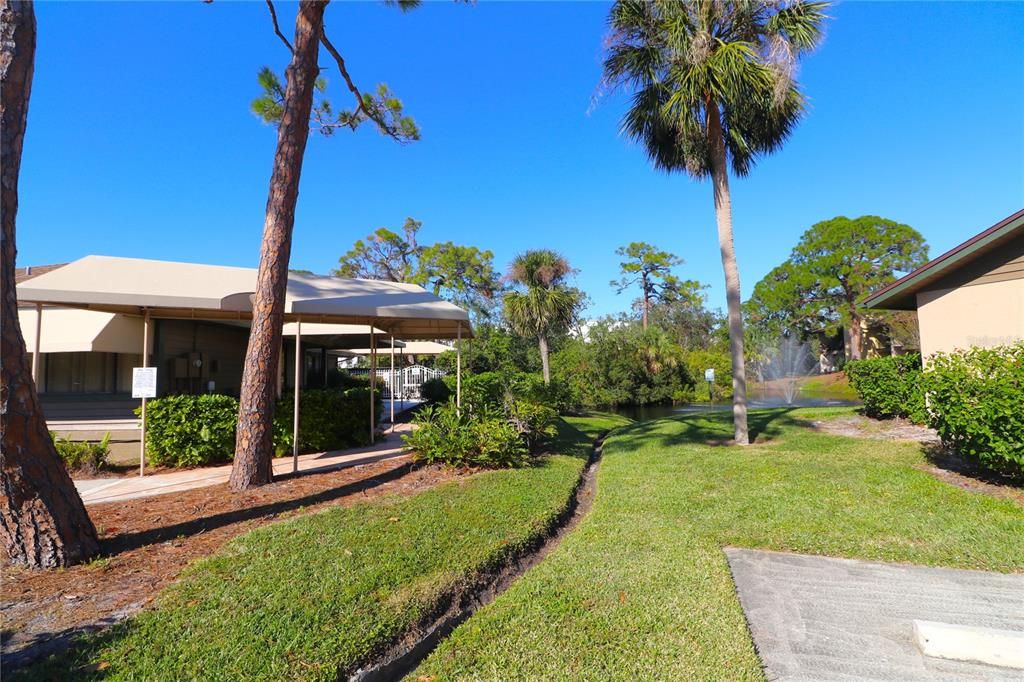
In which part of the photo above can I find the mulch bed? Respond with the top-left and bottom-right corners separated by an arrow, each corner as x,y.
1,458 -> 457,664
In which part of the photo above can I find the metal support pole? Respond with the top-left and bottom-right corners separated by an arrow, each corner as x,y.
456,324 -> 462,409
32,303 -> 42,385
276,338 -> 284,400
389,334 -> 395,433
369,326 -> 376,444
139,310 -> 151,477
293,319 -> 301,473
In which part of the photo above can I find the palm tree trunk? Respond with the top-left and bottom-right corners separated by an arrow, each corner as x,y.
538,335 -> 551,384
707,100 -> 749,445
1,0 -> 100,567
231,0 -> 327,490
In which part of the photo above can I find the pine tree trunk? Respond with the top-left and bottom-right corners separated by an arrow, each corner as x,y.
538,335 -> 551,385
1,0 -> 100,568
848,316 -> 864,360
642,289 -> 649,330
707,99 -> 749,445
230,0 -> 327,490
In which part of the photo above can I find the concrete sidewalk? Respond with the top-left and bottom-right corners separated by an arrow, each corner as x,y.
74,423 -> 413,506
726,548 -> 1024,681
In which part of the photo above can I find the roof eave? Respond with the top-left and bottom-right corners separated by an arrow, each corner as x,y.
862,208 -> 1024,311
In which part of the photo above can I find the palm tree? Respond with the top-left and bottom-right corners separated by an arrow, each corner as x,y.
504,250 -> 578,384
603,0 -> 827,444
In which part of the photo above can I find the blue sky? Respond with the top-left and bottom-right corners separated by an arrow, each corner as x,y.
19,1 -> 1024,318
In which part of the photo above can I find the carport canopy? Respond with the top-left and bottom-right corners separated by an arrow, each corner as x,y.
18,256 -> 471,476
16,255 -> 472,340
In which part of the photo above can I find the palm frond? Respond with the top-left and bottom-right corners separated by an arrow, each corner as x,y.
601,0 -> 828,179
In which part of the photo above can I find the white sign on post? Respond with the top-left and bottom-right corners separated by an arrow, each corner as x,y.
132,367 -> 157,399
704,368 -> 715,383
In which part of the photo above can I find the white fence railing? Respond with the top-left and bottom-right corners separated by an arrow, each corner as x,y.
346,365 -> 445,399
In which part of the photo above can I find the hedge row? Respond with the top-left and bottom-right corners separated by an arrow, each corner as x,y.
141,388 -> 381,468
923,344 -> 1023,477
845,353 -> 927,422
847,344 -> 1024,477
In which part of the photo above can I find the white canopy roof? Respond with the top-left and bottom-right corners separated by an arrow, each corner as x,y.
340,341 -> 453,356
17,256 -> 472,340
18,307 -> 148,355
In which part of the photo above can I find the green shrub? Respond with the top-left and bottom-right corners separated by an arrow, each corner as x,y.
472,416 -> 529,468
506,398 -> 558,452
51,432 -> 110,474
682,349 -> 733,402
420,377 -> 452,403
445,370 -> 572,414
143,389 -> 381,467
142,394 -> 239,467
923,343 -> 1024,477
273,387 -> 381,455
404,401 -> 530,468
846,354 -> 926,423
331,371 -> 370,390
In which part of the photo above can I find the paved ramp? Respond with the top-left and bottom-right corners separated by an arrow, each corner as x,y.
74,424 -> 413,505
725,548 -> 1024,681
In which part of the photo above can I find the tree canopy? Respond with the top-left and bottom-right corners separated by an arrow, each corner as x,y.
504,250 -> 583,384
602,0 -> 828,179
746,215 -> 929,357
611,241 -> 704,329
335,217 -> 500,318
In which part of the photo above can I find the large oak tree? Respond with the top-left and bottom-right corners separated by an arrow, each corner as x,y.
746,215 -> 928,359
1,0 -> 100,568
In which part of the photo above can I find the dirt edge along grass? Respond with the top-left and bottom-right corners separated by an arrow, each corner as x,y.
16,413 -> 631,681
353,423 -> 620,681
411,408 -> 1024,681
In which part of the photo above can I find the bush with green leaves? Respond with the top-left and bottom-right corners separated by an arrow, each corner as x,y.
505,398 -> 558,452
330,371 -> 371,390
419,377 -> 452,403
142,388 -> 381,467
273,387 -> 380,455
922,343 -> 1024,477
51,432 -> 110,474
846,353 -> 926,423
403,401 -> 528,468
142,394 -> 240,467
551,321 -> 695,408
445,370 -> 572,414
682,349 -> 733,402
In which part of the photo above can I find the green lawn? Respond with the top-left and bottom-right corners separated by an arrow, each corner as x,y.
413,407 -> 1024,680
22,413 -> 631,681
796,372 -> 859,401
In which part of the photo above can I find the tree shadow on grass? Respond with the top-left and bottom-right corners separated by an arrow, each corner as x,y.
608,408 -> 798,453
101,463 -> 414,556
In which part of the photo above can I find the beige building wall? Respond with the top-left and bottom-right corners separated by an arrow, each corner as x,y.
916,278 -> 1024,361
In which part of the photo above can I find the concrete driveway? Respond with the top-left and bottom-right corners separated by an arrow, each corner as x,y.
726,548 -> 1024,681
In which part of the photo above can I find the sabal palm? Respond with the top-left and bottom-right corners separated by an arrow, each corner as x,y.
603,0 -> 826,444
504,250 -> 577,384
